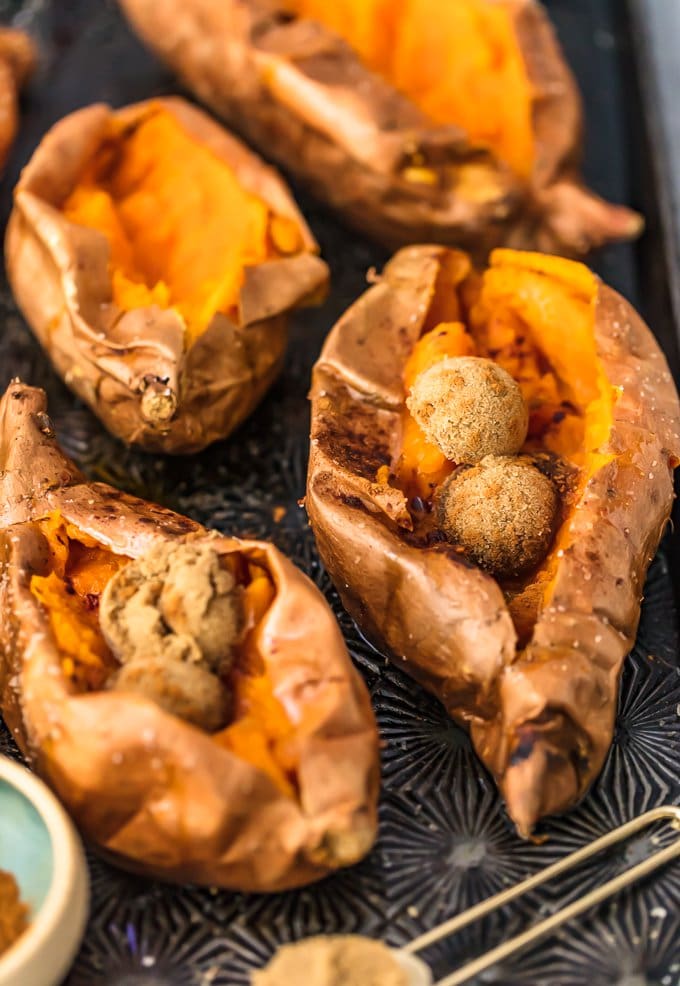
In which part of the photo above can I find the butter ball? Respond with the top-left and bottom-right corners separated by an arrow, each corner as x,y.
436,455 -> 558,578
100,540 -> 245,731
406,356 -> 528,463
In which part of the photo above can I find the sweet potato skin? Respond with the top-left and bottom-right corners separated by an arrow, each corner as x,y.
0,382 -> 378,891
119,0 -> 641,257
306,245 -> 680,835
5,97 -> 328,454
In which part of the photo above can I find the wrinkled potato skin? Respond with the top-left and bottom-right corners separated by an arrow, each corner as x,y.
119,0 -> 640,257
306,245 -> 680,836
6,97 -> 328,453
0,382 -> 378,891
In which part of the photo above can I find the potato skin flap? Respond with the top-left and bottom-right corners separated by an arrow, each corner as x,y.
306,244 -> 680,836
0,382 -> 378,891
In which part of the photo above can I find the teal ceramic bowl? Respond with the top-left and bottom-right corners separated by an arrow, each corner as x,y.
0,756 -> 89,986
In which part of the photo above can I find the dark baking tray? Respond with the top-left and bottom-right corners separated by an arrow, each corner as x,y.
1,1 -> 679,983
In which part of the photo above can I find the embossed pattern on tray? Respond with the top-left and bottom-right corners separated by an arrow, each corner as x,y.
0,1 -> 679,984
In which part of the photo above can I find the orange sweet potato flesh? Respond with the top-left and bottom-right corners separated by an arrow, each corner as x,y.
30,513 -> 295,794
398,250 -> 612,622
62,105 -> 301,342
287,0 -> 534,177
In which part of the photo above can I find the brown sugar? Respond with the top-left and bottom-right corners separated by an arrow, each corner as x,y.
0,869 -> 28,956
436,455 -> 558,578
252,935 -> 408,986
100,542 -> 243,731
406,356 -> 528,464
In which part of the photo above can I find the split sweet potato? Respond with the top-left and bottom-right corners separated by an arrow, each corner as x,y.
119,0 -> 641,256
307,245 -> 680,835
6,97 -> 328,453
0,382 -> 378,890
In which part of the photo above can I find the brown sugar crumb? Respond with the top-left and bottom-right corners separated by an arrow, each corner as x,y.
436,455 -> 558,578
406,356 -> 528,463
0,869 -> 29,956
252,935 -> 408,986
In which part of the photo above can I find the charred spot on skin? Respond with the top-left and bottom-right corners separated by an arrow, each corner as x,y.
251,5 -> 296,43
319,421 -> 391,479
162,520 -> 197,536
316,384 -> 394,478
510,710 -> 576,770
401,527 -> 476,559
529,451 -> 577,499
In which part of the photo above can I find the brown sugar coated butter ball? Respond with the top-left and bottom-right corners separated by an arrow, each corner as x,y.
252,935 -> 409,986
436,455 -> 559,578
406,356 -> 528,463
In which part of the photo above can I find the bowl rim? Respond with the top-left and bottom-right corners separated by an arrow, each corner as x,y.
0,754 -> 89,979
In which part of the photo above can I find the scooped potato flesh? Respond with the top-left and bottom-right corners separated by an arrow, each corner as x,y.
390,250 -> 614,608
29,516 -> 298,791
61,104 -> 304,342
284,0 -> 534,176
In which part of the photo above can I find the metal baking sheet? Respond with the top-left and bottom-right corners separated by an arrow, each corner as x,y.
0,0 -> 679,982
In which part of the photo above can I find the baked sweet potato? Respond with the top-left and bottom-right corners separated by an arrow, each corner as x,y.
119,0 -> 641,257
307,245 -> 680,836
0,28 -> 35,173
6,97 -> 328,453
0,381 -> 378,890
